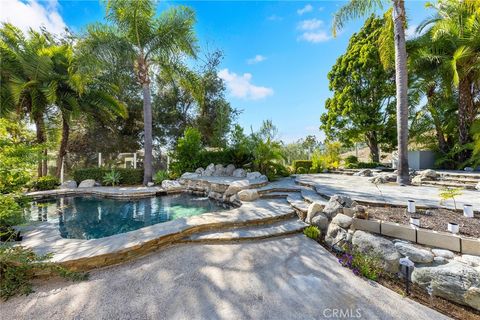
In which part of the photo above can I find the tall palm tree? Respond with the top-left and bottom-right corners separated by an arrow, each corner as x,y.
0,23 -> 57,177
418,0 -> 480,163
85,0 -> 197,184
333,0 -> 410,184
45,44 -> 127,178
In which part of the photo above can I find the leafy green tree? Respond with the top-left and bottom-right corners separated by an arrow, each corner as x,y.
170,127 -> 203,176
333,0 -> 410,184
322,16 -> 396,163
85,0 -> 197,184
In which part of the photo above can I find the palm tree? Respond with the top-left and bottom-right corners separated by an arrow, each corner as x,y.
45,44 -> 127,178
333,0 -> 410,184
85,0 -> 197,184
0,23 -> 57,177
418,0 -> 480,163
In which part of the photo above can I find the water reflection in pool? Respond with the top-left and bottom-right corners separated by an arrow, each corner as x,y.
30,193 -> 231,240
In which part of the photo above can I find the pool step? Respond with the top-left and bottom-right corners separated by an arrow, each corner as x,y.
181,219 -> 307,243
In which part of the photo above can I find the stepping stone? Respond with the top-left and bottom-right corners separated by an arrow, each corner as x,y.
183,219 -> 307,242
260,192 -> 298,199
301,189 -> 328,205
287,194 -> 309,213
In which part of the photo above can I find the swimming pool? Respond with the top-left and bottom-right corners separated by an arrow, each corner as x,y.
30,193 -> 231,240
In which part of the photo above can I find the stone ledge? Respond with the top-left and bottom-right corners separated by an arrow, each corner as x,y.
352,218 -> 381,234
417,229 -> 461,252
461,238 -> 480,256
381,221 -> 416,242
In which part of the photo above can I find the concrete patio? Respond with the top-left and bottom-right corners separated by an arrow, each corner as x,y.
0,235 -> 448,320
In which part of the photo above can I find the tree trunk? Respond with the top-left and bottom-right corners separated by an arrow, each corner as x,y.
142,83 -> 154,184
458,77 -> 474,163
426,86 -> 448,154
392,0 -> 410,185
56,113 -> 70,178
33,112 -> 47,178
365,132 -> 380,163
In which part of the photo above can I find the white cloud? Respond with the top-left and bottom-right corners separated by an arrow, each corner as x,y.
298,31 -> 331,43
298,18 -> 324,31
405,24 -> 418,40
267,14 -> 283,21
0,0 -> 67,34
297,4 -> 313,15
218,69 -> 273,100
247,54 -> 267,65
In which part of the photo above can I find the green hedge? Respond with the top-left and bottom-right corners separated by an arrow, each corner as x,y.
72,168 -> 143,185
345,162 -> 382,169
292,160 -> 313,173
30,176 -> 59,191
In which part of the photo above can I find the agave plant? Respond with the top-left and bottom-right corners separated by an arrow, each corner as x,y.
103,169 -> 121,187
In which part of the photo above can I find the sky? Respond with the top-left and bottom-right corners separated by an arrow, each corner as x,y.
0,0 -> 432,143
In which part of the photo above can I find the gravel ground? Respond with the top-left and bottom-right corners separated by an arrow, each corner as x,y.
368,206 -> 480,238
1,235 -> 448,320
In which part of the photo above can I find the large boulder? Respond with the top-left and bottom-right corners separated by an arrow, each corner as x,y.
412,261 -> 480,310
454,254 -> 480,267
331,213 -> 353,229
353,169 -> 373,177
237,189 -> 259,202
246,171 -> 262,180
78,179 -> 96,188
394,242 -> 434,264
60,180 -> 77,189
224,180 -> 250,196
411,175 -> 425,185
352,230 -> 401,273
322,195 -> 354,219
476,182 -> 480,191
306,202 -> 324,223
420,169 -> 438,179
161,180 -> 183,190
232,168 -> 247,178
224,164 -> 236,176
213,164 -> 225,176
203,163 -> 215,176
311,213 -> 329,231
369,174 -> 396,184
195,167 -> 204,175
432,249 -> 455,260
325,224 -> 349,251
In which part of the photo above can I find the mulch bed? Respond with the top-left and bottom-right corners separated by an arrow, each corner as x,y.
366,206 -> 480,238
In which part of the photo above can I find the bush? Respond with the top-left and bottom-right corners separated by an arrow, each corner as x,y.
73,168 -> 143,185
292,160 -> 313,173
0,244 -> 88,300
153,170 -> 169,184
309,167 -> 319,174
103,169 -> 121,186
30,176 -> 59,191
345,162 -> 382,169
339,244 -> 384,281
169,127 -> 203,176
0,195 -> 24,228
344,155 -> 358,166
304,226 -> 321,240
296,167 -> 307,174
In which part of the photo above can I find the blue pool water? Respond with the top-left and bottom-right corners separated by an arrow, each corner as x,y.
31,193 -> 231,240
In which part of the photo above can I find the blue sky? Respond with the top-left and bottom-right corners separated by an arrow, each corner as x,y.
0,0 -> 431,142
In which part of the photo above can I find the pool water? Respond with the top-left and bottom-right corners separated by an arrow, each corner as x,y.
30,193 -> 231,240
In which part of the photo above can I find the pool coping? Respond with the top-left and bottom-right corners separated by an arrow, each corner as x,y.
17,198 -> 296,271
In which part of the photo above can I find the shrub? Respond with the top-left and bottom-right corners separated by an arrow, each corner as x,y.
344,155 -> 358,166
339,244 -> 384,281
296,167 -> 307,174
30,176 -> 59,191
153,170 -> 169,184
0,195 -> 24,228
0,244 -> 88,300
292,160 -> 313,173
73,168 -> 143,185
309,167 -> 319,174
304,226 -> 321,240
345,162 -> 382,169
170,127 -> 203,176
103,169 -> 121,186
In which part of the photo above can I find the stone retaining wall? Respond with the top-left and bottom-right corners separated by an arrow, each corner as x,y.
349,215 -> 479,255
